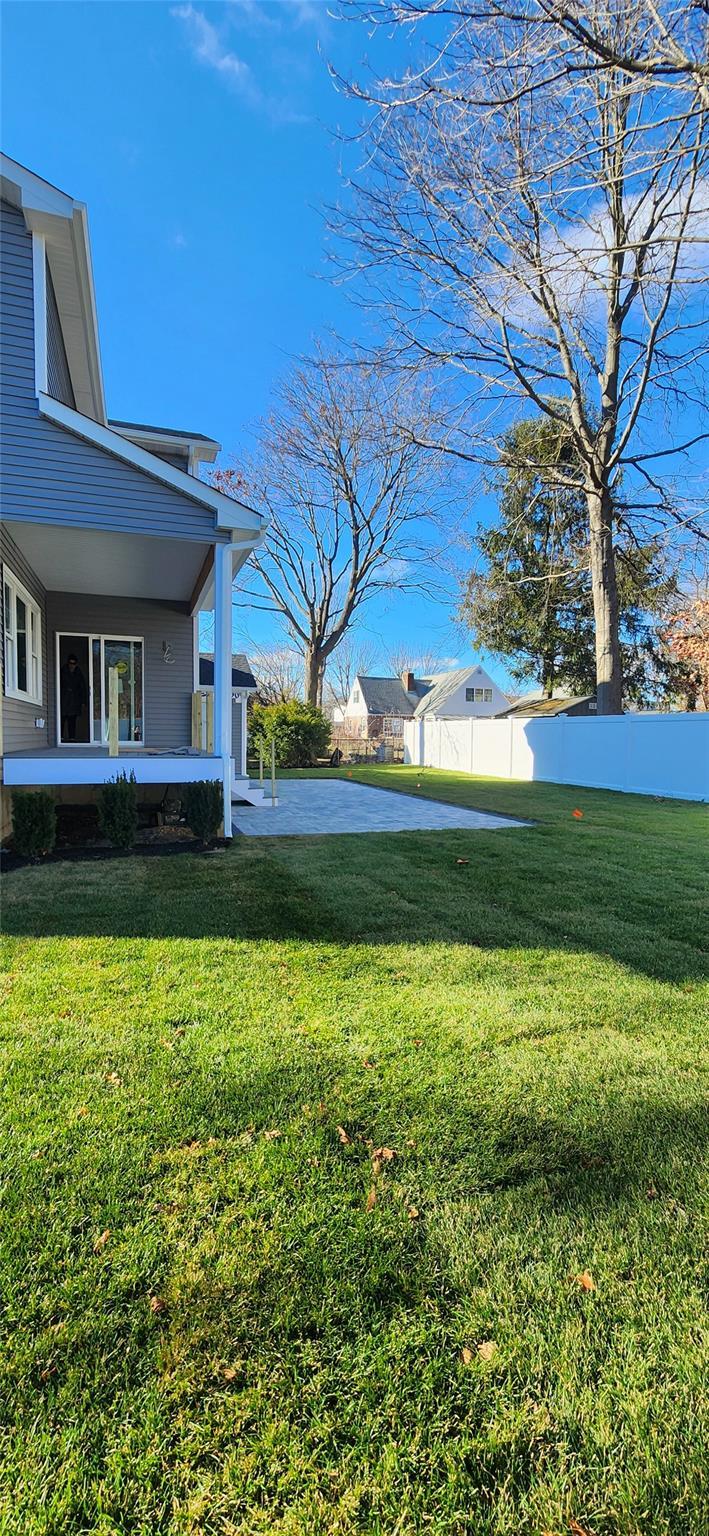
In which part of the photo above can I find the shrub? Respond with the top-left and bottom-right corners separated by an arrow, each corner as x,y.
98,771 -> 138,850
250,700 -> 331,768
183,779 -> 223,844
12,790 -> 57,858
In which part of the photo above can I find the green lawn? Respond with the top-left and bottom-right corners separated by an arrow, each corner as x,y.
1,768 -> 707,1536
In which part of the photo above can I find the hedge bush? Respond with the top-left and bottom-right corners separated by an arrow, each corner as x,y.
98,771 -> 138,850
183,779 -> 223,844
250,700 -> 330,768
12,790 -> 57,858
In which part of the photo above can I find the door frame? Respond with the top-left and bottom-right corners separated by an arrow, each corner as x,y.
55,632 -> 145,747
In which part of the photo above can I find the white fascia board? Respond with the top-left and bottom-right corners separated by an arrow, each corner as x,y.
3,754 -> 225,787
0,156 -> 75,217
38,393 -> 266,537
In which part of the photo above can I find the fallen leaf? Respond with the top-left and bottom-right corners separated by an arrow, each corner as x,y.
407,1206 -> 420,1221
405,1138 -> 417,1147
572,808 -> 584,819
366,1186 -> 377,1211
413,1040 -> 422,1048
371,1157 -> 382,1177
221,1366 -> 238,1381
149,1295 -> 167,1314
104,1071 -> 122,1087
31,1149 -> 45,1160
93,1229 -> 110,1252
40,1364 -> 57,1382
362,1059 -> 375,1070
373,1146 -> 395,1162
574,1270 -> 596,1292
455,858 -> 470,866
263,1129 -> 281,1141
478,1340 -> 497,1361
460,1346 -> 474,1365
76,1105 -> 88,1118
159,1037 -> 174,1051
569,1522 -> 593,1536
337,1125 -> 351,1145
647,1184 -> 658,1200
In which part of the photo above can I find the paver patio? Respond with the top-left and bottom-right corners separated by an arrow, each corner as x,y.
232,776 -> 529,835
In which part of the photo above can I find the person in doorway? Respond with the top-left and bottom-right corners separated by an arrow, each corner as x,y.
60,652 -> 87,741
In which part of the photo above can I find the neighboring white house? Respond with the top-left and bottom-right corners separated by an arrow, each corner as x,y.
339,665 -> 509,741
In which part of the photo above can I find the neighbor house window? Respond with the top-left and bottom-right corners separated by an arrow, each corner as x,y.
483,688 -> 493,702
465,688 -> 474,701
474,687 -> 484,702
3,567 -> 42,704
352,688 -> 360,703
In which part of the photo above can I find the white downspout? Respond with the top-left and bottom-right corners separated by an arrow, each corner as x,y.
213,541 -> 233,838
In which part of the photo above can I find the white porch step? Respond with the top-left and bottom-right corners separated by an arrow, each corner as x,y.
231,775 -> 279,808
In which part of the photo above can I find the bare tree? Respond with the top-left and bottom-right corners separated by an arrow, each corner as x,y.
333,0 -> 709,711
248,643 -> 303,704
216,351 -> 449,706
388,646 -> 444,677
325,635 -> 378,710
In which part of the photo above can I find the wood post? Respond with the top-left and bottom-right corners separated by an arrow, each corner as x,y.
205,691 -> 214,754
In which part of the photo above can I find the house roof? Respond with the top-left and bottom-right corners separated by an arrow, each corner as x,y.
356,676 -> 418,717
413,668 -> 478,719
109,420 -> 221,465
199,653 -> 257,691
497,695 -> 596,718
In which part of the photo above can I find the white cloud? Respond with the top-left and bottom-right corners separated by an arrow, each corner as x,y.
171,5 -> 252,86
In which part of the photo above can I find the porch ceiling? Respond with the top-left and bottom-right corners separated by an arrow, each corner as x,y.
5,521 -> 210,603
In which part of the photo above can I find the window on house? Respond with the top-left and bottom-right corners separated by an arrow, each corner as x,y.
484,688 -> 493,702
474,687 -> 484,702
352,688 -> 360,703
3,567 -> 42,704
465,688 -> 474,701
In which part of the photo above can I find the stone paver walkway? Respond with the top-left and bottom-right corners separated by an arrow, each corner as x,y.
232,777 -> 529,837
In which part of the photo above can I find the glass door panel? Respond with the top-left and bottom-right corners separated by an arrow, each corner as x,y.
58,635 -> 91,744
103,639 -> 144,744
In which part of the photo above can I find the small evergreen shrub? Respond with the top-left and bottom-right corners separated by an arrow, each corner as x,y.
12,790 -> 57,858
183,779 -> 223,844
250,700 -> 331,768
98,771 -> 138,850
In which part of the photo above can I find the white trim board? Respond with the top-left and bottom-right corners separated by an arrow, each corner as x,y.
3,754 -> 226,787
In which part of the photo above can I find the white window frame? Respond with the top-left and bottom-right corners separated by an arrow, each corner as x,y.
465,687 -> 475,702
3,565 -> 43,705
483,688 -> 493,703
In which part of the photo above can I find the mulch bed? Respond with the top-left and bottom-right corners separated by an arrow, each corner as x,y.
1,838 -> 230,874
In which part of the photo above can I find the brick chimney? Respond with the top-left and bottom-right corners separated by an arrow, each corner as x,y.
402,671 -> 415,692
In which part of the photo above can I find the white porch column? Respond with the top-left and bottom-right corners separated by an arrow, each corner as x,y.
213,540 -> 233,838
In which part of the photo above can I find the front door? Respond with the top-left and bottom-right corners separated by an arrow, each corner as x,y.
57,634 -> 144,746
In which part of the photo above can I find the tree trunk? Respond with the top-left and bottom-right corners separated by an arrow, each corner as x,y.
304,646 -> 325,708
586,482 -> 623,714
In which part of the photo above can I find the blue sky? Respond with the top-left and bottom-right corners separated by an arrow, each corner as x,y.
2,0 -> 488,683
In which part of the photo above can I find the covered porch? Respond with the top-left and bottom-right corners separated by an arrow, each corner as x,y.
2,512 -> 262,834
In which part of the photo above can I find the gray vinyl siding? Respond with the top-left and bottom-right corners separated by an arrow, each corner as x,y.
46,263 -> 75,408
1,525 -> 49,752
0,200 -> 226,544
45,593 -> 194,748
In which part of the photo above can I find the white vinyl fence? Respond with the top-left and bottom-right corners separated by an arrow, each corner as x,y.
403,713 -> 709,802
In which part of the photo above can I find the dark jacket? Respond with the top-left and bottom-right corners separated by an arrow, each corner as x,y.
60,663 -> 87,718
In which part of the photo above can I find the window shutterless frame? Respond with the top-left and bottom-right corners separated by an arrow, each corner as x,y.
2,564 -> 43,705
55,633 -> 145,747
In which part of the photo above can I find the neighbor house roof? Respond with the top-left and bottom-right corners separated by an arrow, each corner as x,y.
412,668 -> 476,719
199,653 -> 257,691
356,676 -> 418,717
497,695 -> 596,718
